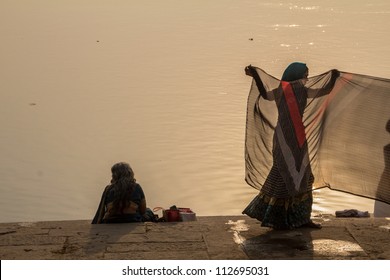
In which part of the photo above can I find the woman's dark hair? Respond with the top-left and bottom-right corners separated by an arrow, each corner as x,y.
109,162 -> 137,214
111,162 -> 135,183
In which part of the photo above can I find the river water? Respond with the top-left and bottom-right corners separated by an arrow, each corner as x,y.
1,0 -> 389,223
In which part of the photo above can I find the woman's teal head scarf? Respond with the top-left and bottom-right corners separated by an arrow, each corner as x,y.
281,62 -> 308,82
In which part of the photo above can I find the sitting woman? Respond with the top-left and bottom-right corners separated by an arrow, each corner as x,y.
92,162 -> 150,224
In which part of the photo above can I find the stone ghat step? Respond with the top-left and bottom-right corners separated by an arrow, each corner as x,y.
0,215 -> 389,260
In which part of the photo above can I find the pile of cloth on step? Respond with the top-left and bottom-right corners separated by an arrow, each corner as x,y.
335,209 -> 370,218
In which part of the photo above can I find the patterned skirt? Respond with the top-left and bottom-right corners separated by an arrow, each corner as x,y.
243,164 -> 314,229
243,191 -> 313,230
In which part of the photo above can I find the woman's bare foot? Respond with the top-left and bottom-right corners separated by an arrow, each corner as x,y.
301,221 -> 322,229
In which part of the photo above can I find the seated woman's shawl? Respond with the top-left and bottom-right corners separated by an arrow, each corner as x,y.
245,67 -> 390,204
92,183 -> 145,224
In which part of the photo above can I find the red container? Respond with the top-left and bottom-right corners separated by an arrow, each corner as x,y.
163,209 -> 181,222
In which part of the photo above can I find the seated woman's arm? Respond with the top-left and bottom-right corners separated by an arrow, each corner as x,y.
139,198 -> 146,215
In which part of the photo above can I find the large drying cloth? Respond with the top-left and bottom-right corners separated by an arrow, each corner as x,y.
245,66 -> 390,204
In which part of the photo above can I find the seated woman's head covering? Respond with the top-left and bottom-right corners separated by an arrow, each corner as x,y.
281,62 -> 308,82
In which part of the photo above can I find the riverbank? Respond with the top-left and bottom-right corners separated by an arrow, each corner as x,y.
1,215 -> 389,260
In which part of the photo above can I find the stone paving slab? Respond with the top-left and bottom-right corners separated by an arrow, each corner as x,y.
0,215 -> 389,260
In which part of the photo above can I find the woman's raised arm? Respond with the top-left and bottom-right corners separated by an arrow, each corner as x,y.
307,69 -> 340,98
245,65 -> 276,101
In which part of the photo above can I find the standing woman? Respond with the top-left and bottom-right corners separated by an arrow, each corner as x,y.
92,162 -> 147,224
243,62 -> 339,229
